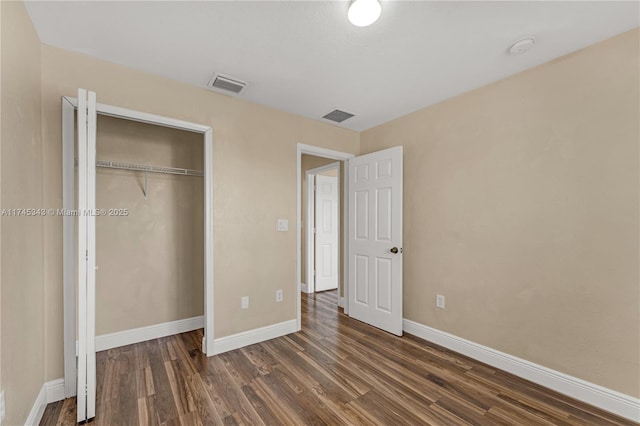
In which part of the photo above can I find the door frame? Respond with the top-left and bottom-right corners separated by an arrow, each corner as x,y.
62,96 -> 215,398
296,144 -> 354,330
305,161 -> 340,294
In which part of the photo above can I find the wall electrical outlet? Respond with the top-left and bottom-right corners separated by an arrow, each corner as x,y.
1,389 -> 6,424
277,219 -> 289,232
276,289 -> 283,302
436,294 -> 445,309
241,296 -> 249,309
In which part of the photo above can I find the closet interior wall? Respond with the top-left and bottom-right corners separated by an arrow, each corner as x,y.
93,115 -> 204,336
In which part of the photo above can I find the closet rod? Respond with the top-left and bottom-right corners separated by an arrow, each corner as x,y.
95,160 -> 204,177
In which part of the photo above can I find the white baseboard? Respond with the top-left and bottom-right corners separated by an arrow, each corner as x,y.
45,379 -> 65,404
300,282 -> 310,293
76,316 -> 204,354
212,319 -> 297,355
24,379 -> 66,426
24,384 -> 46,426
403,319 -> 640,422
338,296 -> 345,308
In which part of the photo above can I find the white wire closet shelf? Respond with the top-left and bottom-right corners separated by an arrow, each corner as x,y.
96,160 -> 204,177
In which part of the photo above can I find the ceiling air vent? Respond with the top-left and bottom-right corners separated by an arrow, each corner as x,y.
207,73 -> 247,95
322,109 -> 355,123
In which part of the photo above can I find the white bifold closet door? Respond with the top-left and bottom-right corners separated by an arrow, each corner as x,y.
77,88 -> 97,423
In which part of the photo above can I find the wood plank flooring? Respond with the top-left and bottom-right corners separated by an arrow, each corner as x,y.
41,291 -> 636,425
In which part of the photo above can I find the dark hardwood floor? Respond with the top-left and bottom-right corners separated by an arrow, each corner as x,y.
42,290 -> 635,425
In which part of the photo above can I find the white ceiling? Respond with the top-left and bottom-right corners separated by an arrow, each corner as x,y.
25,1 -> 639,132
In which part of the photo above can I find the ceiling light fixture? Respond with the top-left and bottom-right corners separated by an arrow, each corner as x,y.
348,0 -> 382,27
508,36 -> 536,55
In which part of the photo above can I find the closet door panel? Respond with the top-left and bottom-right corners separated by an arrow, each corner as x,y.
76,89 -> 88,424
86,90 -> 97,420
77,88 -> 97,423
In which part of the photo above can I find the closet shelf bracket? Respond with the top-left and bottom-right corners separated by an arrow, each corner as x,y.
143,169 -> 148,199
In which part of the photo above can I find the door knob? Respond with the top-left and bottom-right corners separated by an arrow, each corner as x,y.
390,247 -> 399,254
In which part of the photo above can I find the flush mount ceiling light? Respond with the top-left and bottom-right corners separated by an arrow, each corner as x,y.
348,0 -> 382,27
508,36 -> 536,55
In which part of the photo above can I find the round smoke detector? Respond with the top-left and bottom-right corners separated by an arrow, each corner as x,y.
508,37 -> 536,55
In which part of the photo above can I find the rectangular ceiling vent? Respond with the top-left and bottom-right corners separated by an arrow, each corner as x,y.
207,73 -> 247,95
322,109 -> 355,123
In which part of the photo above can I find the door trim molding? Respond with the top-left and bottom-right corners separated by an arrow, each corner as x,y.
296,144 -> 354,329
403,319 -> 640,423
305,161 -> 340,294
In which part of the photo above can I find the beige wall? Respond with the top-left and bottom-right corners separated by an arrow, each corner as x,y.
0,2 -> 44,424
320,169 -> 338,178
94,116 -> 204,335
40,45 -> 360,381
361,29 -> 640,397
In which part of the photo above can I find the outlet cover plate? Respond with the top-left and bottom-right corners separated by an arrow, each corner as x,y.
277,219 -> 288,232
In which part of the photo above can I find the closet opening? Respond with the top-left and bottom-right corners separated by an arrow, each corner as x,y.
62,95 -> 214,411
93,115 -> 204,351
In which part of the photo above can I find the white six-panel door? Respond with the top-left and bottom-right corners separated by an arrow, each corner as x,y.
348,146 -> 403,336
315,174 -> 339,292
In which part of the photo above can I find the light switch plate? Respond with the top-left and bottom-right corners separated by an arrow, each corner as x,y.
277,219 -> 289,231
